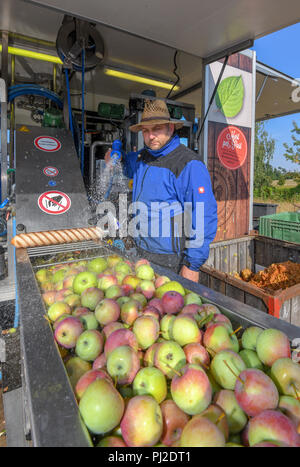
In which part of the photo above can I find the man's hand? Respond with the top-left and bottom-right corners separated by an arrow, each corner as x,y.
180,265 -> 199,283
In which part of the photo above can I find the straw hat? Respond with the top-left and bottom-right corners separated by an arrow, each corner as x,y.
129,99 -> 184,133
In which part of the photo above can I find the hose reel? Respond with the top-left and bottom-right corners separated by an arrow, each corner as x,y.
56,16 -> 105,72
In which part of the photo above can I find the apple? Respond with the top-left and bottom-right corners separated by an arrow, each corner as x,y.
184,292 -> 202,306
120,395 -> 163,447
73,271 -> 98,295
53,314 -> 72,330
79,311 -> 99,330
170,364 -> 212,415
65,356 -> 92,390
40,281 -> 55,292
200,404 -> 229,441
122,275 -> 141,290
54,288 -> 73,301
54,316 -> 84,349
134,258 -> 150,270
47,301 -> 71,322
203,323 -> 239,355
95,298 -> 120,326
102,321 -> 125,339
144,343 -> 161,367
87,257 -> 108,274
98,275 -> 118,292
143,306 -> 160,321
117,295 -> 131,307
278,395 -> 300,429
161,291 -> 184,314
106,345 -> 140,385
136,280 -> 156,300
155,276 -> 170,289
42,291 -> 57,307
256,328 -> 291,367
160,399 -> 189,446
105,285 -> 124,300
179,303 -> 202,317
180,414 -> 226,447
52,267 -> 69,284
120,299 -> 141,326
270,357 -> 300,398
35,268 -> 52,284
155,281 -> 185,299
136,264 -> 155,281
97,436 -> 127,447
107,255 -> 123,268
239,349 -> 264,370
247,410 -> 300,447
104,328 -> 139,357
171,315 -> 202,346
154,340 -> 186,378
121,284 -> 134,297
234,369 -> 279,417
72,307 -> 89,317
148,298 -> 164,317
81,287 -> 104,310
133,367 -> 167,404
210,349 -> 246,390
133,315 -> 160,350
79,379 -> 124,435
75,329 -> 104,361
206,314 -> 233,331
214,389 -> 248,434
130,293 -> 147,308
160,314 -> 175,340
64,293 -> 81,309
63,274 -> 77,290
114,261 -> 132,276
75,368 -> 112,399
241,326 -> 263,351
92,353 -> 107,370
183,343 -> 210,369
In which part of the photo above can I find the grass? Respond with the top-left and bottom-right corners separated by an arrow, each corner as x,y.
253,197 -> 300,213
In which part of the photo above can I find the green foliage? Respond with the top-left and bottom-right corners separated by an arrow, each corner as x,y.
254,122 -> 275,197
283,121 -> 300,165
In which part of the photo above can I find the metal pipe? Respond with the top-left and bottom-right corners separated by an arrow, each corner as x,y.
1,31 -> 56,49
89,141 -> 110,188
53,64 -> 57,93
10,54 -> 15,176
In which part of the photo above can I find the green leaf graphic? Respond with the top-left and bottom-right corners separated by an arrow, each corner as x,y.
215,75 -> 245,118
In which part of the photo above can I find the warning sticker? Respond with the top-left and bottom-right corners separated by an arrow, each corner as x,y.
38,191 -> 71,215
34,136 -> 61,152
43,166 -> 59,177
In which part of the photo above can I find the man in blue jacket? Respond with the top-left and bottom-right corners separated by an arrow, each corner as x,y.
106,99 -> 218,283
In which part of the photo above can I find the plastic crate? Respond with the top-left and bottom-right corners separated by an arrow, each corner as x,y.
259,211 -> 300,243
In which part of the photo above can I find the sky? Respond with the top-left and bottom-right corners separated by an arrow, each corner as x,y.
252,21 -> 300,172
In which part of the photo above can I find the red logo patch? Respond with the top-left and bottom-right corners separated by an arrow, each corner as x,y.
198,187 -> 205,194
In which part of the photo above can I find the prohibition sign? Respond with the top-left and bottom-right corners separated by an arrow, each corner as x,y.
43,166 -> 59,177
38,191 -> 71,215
34,136 -> 61,152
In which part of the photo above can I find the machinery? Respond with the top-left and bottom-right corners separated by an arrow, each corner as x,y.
0,0 -> 299,447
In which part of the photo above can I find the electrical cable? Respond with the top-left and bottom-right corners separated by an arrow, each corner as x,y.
166,50 -> 180,100
64,68 -> 74,140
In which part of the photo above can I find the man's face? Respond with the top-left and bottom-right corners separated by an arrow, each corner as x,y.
141,123 -> 174,150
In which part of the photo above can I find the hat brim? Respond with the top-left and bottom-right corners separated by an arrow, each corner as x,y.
129,119 -> 184,133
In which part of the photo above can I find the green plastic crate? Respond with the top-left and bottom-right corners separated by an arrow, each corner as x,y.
259,211 -> 300,243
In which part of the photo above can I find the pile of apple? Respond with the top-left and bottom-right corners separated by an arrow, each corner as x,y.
37,254 -> 300,447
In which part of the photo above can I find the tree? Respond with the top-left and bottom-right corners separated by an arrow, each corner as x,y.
254,122 -> 276,197
283,120 -> 300,165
